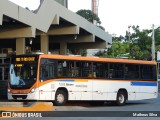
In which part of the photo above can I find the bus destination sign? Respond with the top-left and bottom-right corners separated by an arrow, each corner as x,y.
16,57 -> 35,62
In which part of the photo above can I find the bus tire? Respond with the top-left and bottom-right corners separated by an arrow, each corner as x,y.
116,91 -> 127,106
54,90 -> 67,106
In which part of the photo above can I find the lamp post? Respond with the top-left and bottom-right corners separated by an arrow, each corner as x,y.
152,24 -> 155,61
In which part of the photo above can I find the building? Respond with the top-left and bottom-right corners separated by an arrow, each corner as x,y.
0,0 -> 112,99
0,0 -> 112,55
55,0 -> 68,8
0,0 -> 112,91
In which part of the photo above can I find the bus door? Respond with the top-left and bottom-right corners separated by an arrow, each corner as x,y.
38,80 -> 52,100
39,59 -> 55,100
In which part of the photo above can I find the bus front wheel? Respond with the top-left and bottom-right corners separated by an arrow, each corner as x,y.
116,91 -> 127,106
54,90 -> 67,106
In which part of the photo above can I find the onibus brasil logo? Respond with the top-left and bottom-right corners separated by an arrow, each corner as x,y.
1,112 -> 42,118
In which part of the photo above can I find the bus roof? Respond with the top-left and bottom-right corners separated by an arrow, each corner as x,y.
38,54 -> 156,65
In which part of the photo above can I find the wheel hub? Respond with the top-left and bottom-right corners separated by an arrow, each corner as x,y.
119,94 -> 125,103
57,94 -> 64,103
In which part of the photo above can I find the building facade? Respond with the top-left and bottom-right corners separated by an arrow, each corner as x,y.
0,0 -> 112,98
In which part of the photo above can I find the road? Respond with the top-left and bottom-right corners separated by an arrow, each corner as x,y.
2,94 -> 160,120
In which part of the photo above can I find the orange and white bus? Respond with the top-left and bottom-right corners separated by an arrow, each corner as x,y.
8,54 -> 158,106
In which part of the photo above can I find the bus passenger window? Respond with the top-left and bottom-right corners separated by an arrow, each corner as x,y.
140,65 -> 155,80
109,69 -> 113,78
93,62 -> 104,78
40,59 -> 55,80
109,63 -> 124,79
71,61 -> 80,77
125,64 -> 139,79
81,62 -> 92,78
58,60 -> 79,78
57,61 -> 64,77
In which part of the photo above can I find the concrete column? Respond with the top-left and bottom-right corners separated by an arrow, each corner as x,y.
41,35 -> 49,54
16,38 -> 25,55
60,42 -> 67,55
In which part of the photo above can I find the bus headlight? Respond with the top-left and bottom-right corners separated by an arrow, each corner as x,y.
31,87 -> 36,93
8,89 -> 10,93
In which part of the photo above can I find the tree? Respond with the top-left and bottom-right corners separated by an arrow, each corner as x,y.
126,26 -> 152,60
95,25 -> 160,60
95,35 -> 130,58
76,9 -> 101,24
76,9 -> 105,30
94,50 -> 107,57
81,49 -> 87,56
106,41 -> 130,58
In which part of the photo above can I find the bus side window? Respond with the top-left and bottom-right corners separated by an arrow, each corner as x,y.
125,64 -> 139,79
57,60 -> 80,78
93,62 -> 104,78
57,60 -> 71,77
109,63 -> 124,79
109,63 -> 114,79
108,69 -> 113,78
70,61 -> 80,77
40,59 -> 55,81
57,61 -> 63,77
81,62 -> 92,78
140,65 -> 154,80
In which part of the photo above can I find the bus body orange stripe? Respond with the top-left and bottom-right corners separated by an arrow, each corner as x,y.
39,54 -> 156,65
10,79 -> 157,94
36,79 -> 157,88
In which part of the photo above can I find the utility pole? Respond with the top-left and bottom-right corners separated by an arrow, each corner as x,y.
152,24 -> 155,61
128,26 -> 131,42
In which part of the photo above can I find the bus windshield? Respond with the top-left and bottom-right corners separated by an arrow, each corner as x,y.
9,63 -> 37,89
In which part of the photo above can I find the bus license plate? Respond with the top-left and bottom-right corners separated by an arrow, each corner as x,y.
17,98 -> 23,100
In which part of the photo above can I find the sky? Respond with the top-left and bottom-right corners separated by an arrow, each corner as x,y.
8,0 -> 160,36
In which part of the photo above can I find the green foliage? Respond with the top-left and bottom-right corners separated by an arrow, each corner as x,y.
81,49 -> 87,56
76,9 -> 105,31
76,9 -> 101,24
125,26 -> 152,60
94,50 -> 107,57
95,25 -> 160,60
106,42 -> 130,58
76,9 -> 160,60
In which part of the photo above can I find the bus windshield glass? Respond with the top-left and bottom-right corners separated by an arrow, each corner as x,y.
9,56 -> 38,89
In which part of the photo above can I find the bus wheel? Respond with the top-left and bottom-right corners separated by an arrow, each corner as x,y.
54,90 -> 67,106
116,91 -> 127,106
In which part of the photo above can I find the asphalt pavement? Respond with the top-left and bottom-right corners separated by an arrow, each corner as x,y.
1,94 -> 160,120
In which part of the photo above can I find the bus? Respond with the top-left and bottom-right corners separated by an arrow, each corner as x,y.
8,54 -> 158,106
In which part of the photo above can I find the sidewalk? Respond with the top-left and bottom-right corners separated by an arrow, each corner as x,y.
0,102 -> 54,111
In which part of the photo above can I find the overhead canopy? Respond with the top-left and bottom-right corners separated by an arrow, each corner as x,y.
0,0 -> 112,50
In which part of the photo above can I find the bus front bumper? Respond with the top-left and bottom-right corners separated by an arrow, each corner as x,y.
8,92 -> 39,100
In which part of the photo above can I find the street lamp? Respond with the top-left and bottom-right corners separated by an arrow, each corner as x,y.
152,24 -> 155,61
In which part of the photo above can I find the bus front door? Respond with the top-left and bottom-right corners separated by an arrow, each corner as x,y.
38,80 -> 52,100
